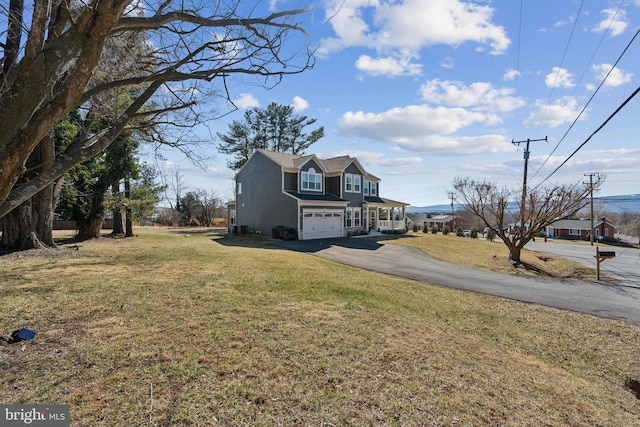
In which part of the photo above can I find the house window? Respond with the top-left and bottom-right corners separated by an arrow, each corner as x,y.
236,183 -> 242,195
229,209 -> 236,225
353,208 -> 361,227
363,182 -> 369,195
569,229 -> 580,235
370,182 -> 377,196
345,174 -> 361,193
345,208 -> 361,227
605,228 -> 609,237
302,168 -> 322,192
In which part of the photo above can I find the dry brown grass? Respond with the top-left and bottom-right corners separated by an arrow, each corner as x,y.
388,231 -> 602,279
1,227 -> 639,426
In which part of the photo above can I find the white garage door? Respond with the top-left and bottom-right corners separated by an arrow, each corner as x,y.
303,211 -> 343,240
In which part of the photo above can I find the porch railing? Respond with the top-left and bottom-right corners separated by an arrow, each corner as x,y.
377,219 -> 406,230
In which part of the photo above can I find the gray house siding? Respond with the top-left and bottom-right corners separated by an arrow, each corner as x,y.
236,152 -> 297,234
283,172 -> 297,191
343,162 -> 364,207
326,176 -> 341,197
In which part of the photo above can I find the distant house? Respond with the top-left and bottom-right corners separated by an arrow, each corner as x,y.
545,218 -> 617,241
227,149 -> 409,240
411,213 -> 462,232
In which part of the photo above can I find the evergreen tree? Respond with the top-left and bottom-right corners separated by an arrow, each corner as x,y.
217,102 -> 324,170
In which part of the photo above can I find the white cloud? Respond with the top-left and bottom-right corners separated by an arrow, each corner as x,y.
338,104 -> 513,155
523,96 -> 584,128
440,57 -> 455,69
320,0 -> 510,58
392,134 -> 513,155
592,64 -> 633,87
355,54 -> 422,77
545,67 -> 575,88
322,150 -> 422,167
234,93 -> 260,109
592,8 -> 628,36
503,69 -> 520,81
340,105 -> 487,138
419,79 -> 525,113
292,96 -> 309,111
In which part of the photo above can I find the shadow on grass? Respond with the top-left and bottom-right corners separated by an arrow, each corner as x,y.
214,232 -> 417,253
168,227 -> 227,236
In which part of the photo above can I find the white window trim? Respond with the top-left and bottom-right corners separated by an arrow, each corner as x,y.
236,182 -> 242,195
345,174 -> 362,193
569,228 -> 581,235
345,207 -> 361,228
302,170 -> 322,192
370,182 -> 377,196
354,175 -> 361,193
229,209 -> 236,225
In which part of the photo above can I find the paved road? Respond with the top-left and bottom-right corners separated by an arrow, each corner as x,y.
526,240 -> 640,286
273,238 -> 640,324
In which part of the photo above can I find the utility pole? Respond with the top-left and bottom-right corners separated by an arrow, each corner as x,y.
512,137 -> 547,231
584,173 -> 596,246
448,191 -> 456,231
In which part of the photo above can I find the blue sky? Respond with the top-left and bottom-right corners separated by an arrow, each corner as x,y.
151,0 -> 640,207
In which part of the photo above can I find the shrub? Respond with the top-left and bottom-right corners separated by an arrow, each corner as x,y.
443,225 -> 450,235
422,224 -> 429,233
413,223 -> 420,232
486,228 -> 496,242
470,227 -> 478,239
456,226 -> 464,237
431,225 -> 437,234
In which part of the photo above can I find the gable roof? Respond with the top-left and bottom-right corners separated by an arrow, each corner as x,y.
251,149 -> 375,177
256,149 -> 320,172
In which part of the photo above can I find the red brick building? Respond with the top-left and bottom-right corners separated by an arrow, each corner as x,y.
545,218 -> 616,241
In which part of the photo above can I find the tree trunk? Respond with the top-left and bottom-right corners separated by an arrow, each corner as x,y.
76,217 -> 103,240
124,177 -> 133,237
32,188 -> 55,246
0,201 -> 47,250
32,132 -> 56,246
110,181 -> 125,235
508,246 -> 522,264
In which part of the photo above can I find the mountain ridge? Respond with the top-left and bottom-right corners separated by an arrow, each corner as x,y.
407,194 -> 640,214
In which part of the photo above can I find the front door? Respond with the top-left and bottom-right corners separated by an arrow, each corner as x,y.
369,209 -> 376,231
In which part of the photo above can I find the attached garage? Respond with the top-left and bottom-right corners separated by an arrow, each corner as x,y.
302,209 -> 343,240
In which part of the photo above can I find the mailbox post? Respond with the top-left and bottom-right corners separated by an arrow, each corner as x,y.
595,247 -> 615,280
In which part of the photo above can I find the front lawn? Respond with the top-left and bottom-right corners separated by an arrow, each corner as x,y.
1,227 -> 638,425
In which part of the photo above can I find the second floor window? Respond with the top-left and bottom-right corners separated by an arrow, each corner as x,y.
345,174 -> 361,193
302,169 -> 322,191
345,174 -> 353,192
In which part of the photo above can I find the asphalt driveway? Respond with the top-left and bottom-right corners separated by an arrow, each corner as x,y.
273,237 -> 640,325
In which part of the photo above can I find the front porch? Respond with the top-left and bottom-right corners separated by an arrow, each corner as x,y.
364,196 -> 409,232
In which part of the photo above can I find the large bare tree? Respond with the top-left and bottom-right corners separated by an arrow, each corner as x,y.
452,175 -> 604,265
0,0 -> 314,224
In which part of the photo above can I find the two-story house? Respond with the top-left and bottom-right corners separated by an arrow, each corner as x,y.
227,149 -> 409,240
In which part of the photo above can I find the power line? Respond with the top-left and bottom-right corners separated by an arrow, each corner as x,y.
537,0 -> 584,126
515,0 -> 523,90
533,84 -> 640,189
531,2 -> 636,180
